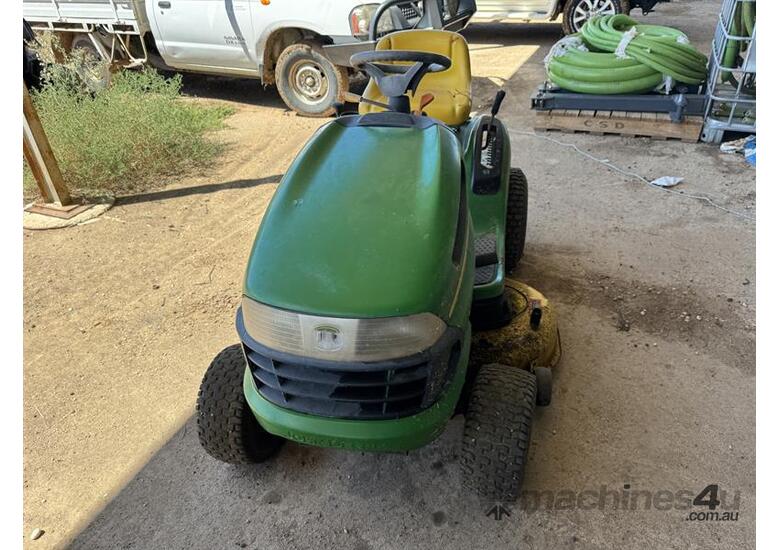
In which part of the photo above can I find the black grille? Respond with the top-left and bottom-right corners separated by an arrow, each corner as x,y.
401,4 -> 420,20
238,316 -> 462,420
247,350 -> 432,419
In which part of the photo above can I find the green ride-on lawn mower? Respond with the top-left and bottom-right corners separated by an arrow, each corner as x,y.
197,18 -> 561,501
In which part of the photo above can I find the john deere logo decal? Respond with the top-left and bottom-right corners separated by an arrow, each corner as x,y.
314,326 -> 342,352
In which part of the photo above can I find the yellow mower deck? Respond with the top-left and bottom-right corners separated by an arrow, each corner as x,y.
469,279 -> 561,371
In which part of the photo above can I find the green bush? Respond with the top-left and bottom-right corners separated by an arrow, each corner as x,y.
25,58 -> 232,198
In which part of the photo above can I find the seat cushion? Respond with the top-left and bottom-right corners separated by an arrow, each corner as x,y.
359,30 -> 472,126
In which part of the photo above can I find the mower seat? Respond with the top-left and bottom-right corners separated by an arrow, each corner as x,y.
359,29 -> 472,126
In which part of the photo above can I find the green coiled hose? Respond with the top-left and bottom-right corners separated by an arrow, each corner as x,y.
742,0 -> 755,35
546,14 -> 708,95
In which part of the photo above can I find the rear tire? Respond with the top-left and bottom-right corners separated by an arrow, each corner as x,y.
275,42 -> 349,117
70,33 -> 110,90
460,364 -> 536,500
505,168 -> 528,274
197,344 -> 284,464
534,366 -> 553,406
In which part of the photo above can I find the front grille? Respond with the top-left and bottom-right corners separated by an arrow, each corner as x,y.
400,2 -> 421,20
241,326 -> 461,420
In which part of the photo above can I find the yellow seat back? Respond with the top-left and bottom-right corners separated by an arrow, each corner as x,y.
359,30 -> 472,126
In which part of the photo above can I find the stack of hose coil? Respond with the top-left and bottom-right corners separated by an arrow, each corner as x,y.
545,14 -> 708,95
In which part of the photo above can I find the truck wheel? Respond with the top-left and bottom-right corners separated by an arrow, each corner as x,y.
70,34 -> 110,90
505,168 -> 528,274
562,0 -> 630,34
461,364 -> 536,501
275,42 -> 348,117
197,344 -> 284,464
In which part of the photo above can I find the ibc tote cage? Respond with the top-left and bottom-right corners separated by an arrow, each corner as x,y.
701,0 -> 756,143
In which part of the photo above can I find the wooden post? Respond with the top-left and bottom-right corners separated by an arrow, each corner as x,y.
23,82 -> 72,206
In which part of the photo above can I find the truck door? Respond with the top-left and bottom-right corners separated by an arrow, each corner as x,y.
149,0 -> 257,73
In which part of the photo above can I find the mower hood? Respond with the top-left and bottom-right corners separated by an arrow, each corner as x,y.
243,117 -> 467,321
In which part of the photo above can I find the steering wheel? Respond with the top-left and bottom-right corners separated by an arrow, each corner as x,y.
350,50 -> 451,112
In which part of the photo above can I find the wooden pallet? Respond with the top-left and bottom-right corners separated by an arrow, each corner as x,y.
534,109 -> 703,143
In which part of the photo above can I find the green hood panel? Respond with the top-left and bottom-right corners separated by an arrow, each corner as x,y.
244,120 -> 465,320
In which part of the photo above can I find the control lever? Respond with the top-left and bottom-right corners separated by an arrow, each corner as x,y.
490,89 -> 506,118
413,93 -> 435,116
487,89 -> 506,129
482,89 -> 506,150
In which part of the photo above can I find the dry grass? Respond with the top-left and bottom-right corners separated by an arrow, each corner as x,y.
24,35 -> 232,198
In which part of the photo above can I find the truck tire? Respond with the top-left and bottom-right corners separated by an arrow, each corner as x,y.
197,344 -> 284,464
70,33 -> 110,90
562,0 -> 631,34
275,42 -> 348,117
460,364 -> 536,501
71,33 -> 101,59
505,168 -> 528,274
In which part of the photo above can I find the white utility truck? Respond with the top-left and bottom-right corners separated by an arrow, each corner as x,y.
22,0 -> 473,116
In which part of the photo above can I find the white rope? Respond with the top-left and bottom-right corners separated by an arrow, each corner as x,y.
654,74 -> 675,95
507,129 -> 755,223
676,34 -> 690,45
543,35 -> 588,70
615,26 -> 638,59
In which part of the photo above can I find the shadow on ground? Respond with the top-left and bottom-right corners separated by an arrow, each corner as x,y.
67,412 -> 511,549
115,176 -> 283,206
178,73 -> 289,110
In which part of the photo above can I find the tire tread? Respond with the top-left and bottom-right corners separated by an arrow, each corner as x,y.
505,168 -> 528,273
274,42 -> 349,117
460,364 -> 537,500
196,344 -> 282,464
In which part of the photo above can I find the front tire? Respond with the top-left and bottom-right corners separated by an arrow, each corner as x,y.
274,42 -> 349,117
197,344 -> 284,464
562,0 -> 630,34
460,364 -> 537,501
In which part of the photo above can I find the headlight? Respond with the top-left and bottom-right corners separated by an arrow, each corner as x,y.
349,4 -> 379,37
241,296 -> 447,362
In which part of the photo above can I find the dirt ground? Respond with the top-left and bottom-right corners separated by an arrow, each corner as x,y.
23,1 -> 755,548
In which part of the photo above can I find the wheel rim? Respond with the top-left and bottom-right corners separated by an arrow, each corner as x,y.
571,0 -> 617,31
289,60 -> 329,106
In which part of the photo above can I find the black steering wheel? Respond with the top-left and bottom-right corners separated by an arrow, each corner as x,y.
350,50 -> 451,113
